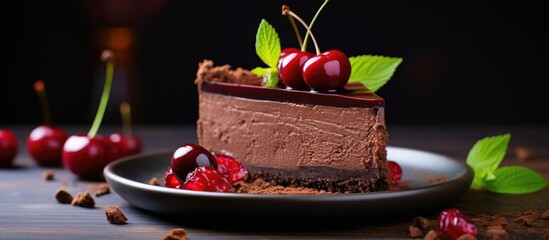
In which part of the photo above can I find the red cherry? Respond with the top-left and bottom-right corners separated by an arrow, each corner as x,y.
164,168 -> 183,189
278,48 -> 314,90
184,167 -> 231,192
214,153 -> 248,184
27,125 -> 68,167
0,129 -> 19,167
171,143 -> 218,183
96,135 -> 123,164
438,208 -> 477,240
302,49 -> 351,92
108,132 -> 142,158
61,134 -> 110,180
388,160 -> 402,183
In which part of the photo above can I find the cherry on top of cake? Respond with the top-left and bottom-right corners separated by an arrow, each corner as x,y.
247,2 -> 403,94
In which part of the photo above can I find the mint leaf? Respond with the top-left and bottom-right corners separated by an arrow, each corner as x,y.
487,166 -> 548,194
348,55 -> 402,92
255,19 -> 281,69
466,133 -> 510,189
252,67 -> 279,88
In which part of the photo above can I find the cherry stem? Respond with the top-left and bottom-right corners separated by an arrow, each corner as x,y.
119,102 -> 132,136
283,7 -> 321,55
88,50 -> 114,138
282,5 -> 303,49
33,80 -> 52,126
302,0 -> 330,52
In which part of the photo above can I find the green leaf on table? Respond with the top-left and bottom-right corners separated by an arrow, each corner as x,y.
486,166 -> 548,194
348,55 -> 403,92
466,133 -> 510,189
255,19 -> 281,69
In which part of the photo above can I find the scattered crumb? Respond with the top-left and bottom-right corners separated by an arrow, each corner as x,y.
94,182 -> 110,197
412,216 -> 430,230
61,178 -> 72,186
54,188 -> 73,204
409,225 -> 422,238
426,176 -> 447,184
233,179 -> 331,195
162,228 -> 188,240
456,233 -> 477,240
105,205 -> 128,224
542,228 -> 549,238
514,146 -> 532,161
424,230 -> 439,240
71,192 -> 95,208
541,210 -> 549,220
148,177 -> 160,186
484,225 -> 508,240
513,210 -> 541,227
42,170 -> 55,181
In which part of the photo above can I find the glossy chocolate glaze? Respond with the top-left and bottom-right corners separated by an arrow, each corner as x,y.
201,80 -> 384,108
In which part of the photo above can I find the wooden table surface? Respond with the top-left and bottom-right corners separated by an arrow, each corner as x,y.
1,124 -> 548,239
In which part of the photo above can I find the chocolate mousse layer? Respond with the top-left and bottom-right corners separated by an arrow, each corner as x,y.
195,60 -> 392,193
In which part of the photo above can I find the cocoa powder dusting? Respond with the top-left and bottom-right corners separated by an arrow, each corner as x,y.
233,179 -> 332,195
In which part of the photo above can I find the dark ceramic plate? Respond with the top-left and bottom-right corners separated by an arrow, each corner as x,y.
104,147 -> 473,221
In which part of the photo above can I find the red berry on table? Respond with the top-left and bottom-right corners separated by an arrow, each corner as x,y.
62,134 -> 110,180
302,49 -> 351,92
27,80 -> 68,167
0,129 -> 19,167
437,208 -> 477,240
108,132 -> 142,159
27,125 -> 68,167
278,47 -> 314,90
388,160 -> 402,183
214,153 -> 248,184
184,167 -> 231,192
171,143 -> 218,183
62,49 -> 115,180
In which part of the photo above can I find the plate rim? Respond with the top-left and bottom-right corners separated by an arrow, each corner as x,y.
104,146 -> 473,200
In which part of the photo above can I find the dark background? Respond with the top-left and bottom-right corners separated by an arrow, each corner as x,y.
1,0 -> 548,126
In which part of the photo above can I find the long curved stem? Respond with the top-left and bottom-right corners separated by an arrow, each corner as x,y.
302,0 -> 330,52
283,6 -> 303,49
283,9 -> 321,55
88,50 -> 114,138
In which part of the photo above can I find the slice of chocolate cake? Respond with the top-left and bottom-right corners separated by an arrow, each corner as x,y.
195,60 -> 392,193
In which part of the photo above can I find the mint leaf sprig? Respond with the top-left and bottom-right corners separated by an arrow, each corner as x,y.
252,19 -> 403,92
466,133 -> 548,194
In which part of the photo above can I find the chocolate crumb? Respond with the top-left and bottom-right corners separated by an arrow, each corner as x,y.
42,170 -> 55,181
542,228 -> 549,238
163,228 -> 188,240
412,216 -> 430,230
54,188 -> 73,204
541,210 -> 549,220
424,230 -> 439,240
485,225 -> 508,240
409,225 -> 423,238
94,182 -> 110,197
148,177 -> 160,186
71,192 -> 95,208
233,178 -> 331,195
514,146 -> 532,161
456,233 -> 477,240
105,205 -> 127,224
